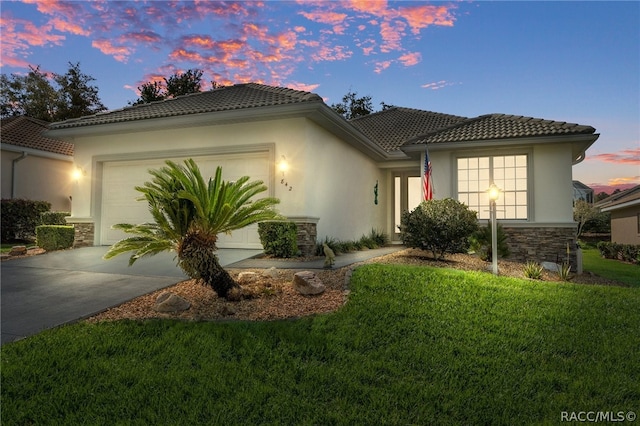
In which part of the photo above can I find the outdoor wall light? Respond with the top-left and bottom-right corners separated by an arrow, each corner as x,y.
72,167 -> 86,181
278,155 -> 292,191
487,182 -> 502,275
278,155 -> 289,173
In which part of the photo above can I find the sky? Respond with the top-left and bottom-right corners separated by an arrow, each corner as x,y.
1,0 -> 638,194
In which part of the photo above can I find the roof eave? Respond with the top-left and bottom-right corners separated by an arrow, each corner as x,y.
600,198 -> 640,212
401,133 -> 600,164
45,102 -> 330,140
309,104 -> 394,162
0,142 -> 74,161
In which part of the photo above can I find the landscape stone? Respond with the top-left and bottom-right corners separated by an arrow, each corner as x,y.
153,292 -> 191,312
238,271 -> 259,283
262,267 -> 279,279
292,271 -> 325,295
541,261 -> 560,272
9,246 -> 27,256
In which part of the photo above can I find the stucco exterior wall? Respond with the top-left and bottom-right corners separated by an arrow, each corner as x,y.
531,143 -> 574,223
67,117 -> 386,244
303,121 -> 386,242
610,206 -> 640,245
1,149 -> 73,211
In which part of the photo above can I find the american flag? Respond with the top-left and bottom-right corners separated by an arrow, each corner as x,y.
423,147 -> 433,200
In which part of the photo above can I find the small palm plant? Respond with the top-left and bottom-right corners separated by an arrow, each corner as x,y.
104,159 -> 281,299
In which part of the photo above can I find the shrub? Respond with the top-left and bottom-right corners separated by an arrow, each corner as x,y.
597,241 -> 640,264
41,211 -> 71,225
368,228 -> 390,247
523,261 -> 544,280
1,199 -> 51,242
258,221 -> 298,258
36,225 -> 75,251
470,222 -> 510,261
400,198 -> 479,260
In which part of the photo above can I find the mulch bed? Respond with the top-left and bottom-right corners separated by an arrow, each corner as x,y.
85,248 -> 628,324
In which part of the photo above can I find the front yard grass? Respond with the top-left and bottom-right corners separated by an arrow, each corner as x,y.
582,247 -> 639,287
2,264 -> 639,425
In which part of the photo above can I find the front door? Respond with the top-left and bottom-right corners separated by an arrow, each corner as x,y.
393,171 -> 422,240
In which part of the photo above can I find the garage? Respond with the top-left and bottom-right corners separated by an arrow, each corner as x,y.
100,152 -> 271,248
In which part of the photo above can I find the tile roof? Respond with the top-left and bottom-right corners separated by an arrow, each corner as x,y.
48,83 -> 324,130
1,116 -> 74,156
595,185 -> 640,211
406,114 -> 597,146
349,107 -> 468,152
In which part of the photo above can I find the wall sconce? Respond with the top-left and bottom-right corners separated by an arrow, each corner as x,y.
72,166 -> 86,182
278,155 -> 292,191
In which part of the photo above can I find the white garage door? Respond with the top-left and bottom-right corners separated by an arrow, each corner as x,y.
100,153 -> 270,248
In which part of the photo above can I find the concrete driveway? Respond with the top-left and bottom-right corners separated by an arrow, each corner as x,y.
1,246 -> 260,345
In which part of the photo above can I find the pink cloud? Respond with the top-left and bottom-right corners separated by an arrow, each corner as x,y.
286,82 -> 320,92
49,16 -> 89,36
374,60 -> 392,74
299,10 -> 348,26
122,31 -> 162,45
398,51 -> 421,66
379,20 -> 406,52
92,39 -> 133,63
311,45 -> 353,62
422,80 -> 457,90
588,148 -> 640,165
182,35 -> 217,50
397,4 -> 456,34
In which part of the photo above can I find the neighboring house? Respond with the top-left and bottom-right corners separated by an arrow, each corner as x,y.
595,185 -> 640,245
1,116 -> 74,211
573,180 -> 594,204
46,83 -> 599,265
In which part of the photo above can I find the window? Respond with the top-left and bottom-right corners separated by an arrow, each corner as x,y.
457,154 -> 528,220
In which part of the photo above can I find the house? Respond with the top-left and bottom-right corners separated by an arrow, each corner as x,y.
595,185 -> 640,245
45,83 -> 599,265
1,116 -> 74,211
573,180 -> 594,204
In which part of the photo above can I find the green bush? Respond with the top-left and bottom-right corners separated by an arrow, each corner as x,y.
36,225 -> 75,251
400,198 -> 479,260
470,222 -> 510,261
258,221 -> 298,258
597,241 -> 640,264
1,199 -> 51,242
41,211 -> 71,225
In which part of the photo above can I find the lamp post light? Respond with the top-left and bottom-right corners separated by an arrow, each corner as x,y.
487,183 -> 501,275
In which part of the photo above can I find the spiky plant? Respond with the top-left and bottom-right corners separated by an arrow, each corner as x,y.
104,159 -> 281,298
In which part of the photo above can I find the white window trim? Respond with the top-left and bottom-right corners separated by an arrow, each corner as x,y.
453,149 -> 533,222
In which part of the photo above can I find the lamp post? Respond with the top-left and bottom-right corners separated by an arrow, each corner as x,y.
487,183 -> 501,275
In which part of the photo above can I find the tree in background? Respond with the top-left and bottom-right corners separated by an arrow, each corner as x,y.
1,66 -> 57,121
331,90 -> 374,120
131,69 -> 206,105
330,90 -> 393,120
53,62 -> 106,121
0,63 -> 105,122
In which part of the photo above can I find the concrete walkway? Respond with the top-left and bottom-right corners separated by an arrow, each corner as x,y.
1,245 -> 403,345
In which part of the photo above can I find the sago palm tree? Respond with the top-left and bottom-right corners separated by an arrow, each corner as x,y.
104,159 -> 281,298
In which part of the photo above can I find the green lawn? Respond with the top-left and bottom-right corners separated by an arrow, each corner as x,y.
2,264 -> 638,425
582,247 -> 639,287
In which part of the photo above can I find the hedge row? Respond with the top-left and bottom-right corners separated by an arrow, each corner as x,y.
1,199 -> 51,241
596,241 -> 640,264
36,226 -> 75,251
